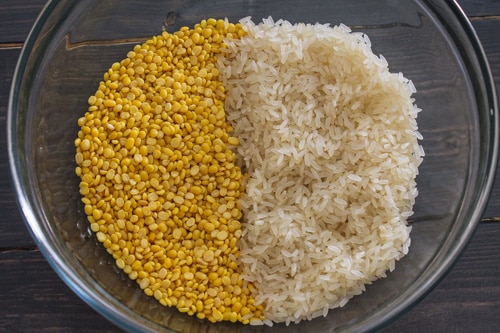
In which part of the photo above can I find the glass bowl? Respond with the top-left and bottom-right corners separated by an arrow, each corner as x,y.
8,0 -> 498,332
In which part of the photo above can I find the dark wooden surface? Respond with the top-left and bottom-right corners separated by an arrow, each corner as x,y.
1,1 -> 500,332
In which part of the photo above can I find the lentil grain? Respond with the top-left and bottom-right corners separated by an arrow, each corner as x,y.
75,18 -> 263,324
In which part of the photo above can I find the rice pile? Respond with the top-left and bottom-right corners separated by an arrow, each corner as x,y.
217,17 -> 423,325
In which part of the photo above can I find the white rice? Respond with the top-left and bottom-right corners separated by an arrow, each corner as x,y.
218,17 -> 423,325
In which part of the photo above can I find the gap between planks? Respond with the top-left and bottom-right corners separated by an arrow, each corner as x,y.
0,42 -> 22,49
469,15 -> 500,21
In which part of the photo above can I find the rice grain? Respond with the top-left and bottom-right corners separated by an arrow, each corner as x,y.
218,17 -> 423,324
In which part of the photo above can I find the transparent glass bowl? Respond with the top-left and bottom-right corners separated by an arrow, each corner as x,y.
8,0 -> 498,332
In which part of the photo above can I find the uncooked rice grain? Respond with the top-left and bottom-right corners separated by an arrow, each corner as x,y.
217,17 -> 423,325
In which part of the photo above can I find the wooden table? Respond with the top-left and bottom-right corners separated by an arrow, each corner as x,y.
1,1 -> 499,332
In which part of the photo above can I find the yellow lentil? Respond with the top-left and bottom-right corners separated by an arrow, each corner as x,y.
74,18 -> 263,324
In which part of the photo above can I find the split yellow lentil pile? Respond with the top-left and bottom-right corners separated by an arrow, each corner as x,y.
74,18 -> 264,324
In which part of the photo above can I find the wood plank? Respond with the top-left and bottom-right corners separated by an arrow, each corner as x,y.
0,0 -> 46,43
472,20 -> 500,76
0,249 -> 119,332
0,47 -> 36,248
483,167 -> 500,219
383,222 -> 500,332
471,19 -> 500,219
459,0 -> 500,17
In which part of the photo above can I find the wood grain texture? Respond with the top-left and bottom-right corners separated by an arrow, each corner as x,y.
471,19 -> 500,219
0,0 -> 500,332
459,0 -> 500,17
0,0 -> 46,43
0,47 -> 36,249
483,167 -> 500,219
472,19 -> 500,78
383,223 -> 500,333
0,249 -> 119,333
